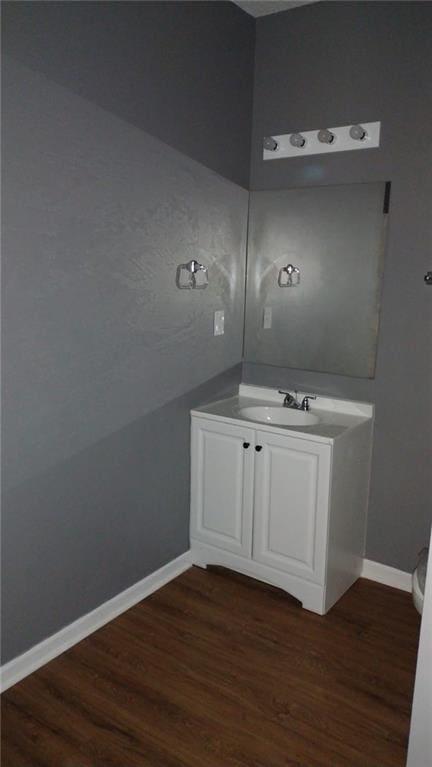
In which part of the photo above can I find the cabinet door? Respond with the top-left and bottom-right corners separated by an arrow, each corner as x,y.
191,418 -> 255,557
253,431 -> 331,583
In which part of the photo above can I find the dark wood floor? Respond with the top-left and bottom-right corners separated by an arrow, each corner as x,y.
2,566 -> 420,767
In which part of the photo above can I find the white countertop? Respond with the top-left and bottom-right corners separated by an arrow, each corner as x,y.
191,385 -> 374,445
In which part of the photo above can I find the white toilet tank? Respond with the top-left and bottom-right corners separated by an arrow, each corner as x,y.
413,548 -> 428,614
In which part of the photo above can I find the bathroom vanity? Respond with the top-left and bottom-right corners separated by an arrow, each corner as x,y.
190,385 -> 374,615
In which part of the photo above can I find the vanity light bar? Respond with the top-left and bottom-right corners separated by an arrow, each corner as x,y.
263,122 -> 381,160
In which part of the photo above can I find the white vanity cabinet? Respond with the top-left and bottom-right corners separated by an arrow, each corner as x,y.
190,419 -> 255,558
190,397 -> 373,615
252,430 -> 331,586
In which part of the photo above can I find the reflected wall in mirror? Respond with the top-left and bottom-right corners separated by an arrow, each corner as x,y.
243,182 -> 388,378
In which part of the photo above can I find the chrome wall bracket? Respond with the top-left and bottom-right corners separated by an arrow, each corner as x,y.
278,264 -> 300,287
176,259 -> 208,289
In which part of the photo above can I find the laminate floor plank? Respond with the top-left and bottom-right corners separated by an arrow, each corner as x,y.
1,566 -> 420,767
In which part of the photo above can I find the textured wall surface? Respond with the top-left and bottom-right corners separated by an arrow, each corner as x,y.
249,0 -> 432,571
3,56 -> 248,491
1,1 -> 252,663
2,365 -> 241,662
1,1 -> 254,188
3,0 -> 431,667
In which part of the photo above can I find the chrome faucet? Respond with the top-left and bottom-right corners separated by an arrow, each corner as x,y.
300,395 -> 316,412
279,390 -> 317,411
279,390 -> 300,409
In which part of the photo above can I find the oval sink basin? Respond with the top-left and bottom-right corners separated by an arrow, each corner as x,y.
240,406 -> 319,427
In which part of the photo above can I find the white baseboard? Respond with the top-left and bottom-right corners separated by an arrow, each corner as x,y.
1,551 -> 411,693
361,558 -> 412,592
1,550 -> 192,693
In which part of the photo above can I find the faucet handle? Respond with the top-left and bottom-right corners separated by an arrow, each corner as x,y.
278,389 -> 299,408
300,395 -> 316,411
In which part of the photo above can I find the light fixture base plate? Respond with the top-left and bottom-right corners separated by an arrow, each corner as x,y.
263,121 -> 380,160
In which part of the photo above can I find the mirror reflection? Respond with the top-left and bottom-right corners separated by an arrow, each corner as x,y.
243,182 -> 388,378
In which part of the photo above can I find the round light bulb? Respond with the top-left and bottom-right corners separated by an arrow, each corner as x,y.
289,133 -> 306,148
349,124 -> 367,141
317,128 -> 335,144
263,136 -> 278,151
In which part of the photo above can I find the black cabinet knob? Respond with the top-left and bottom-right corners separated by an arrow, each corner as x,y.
243,442 -> 250,449
255,445 -> 263,452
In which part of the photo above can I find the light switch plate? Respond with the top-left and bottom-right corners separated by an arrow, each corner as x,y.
263,307 -> 272,329
214,310 -> 225,336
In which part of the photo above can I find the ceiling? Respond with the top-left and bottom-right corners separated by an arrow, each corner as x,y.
232,1 -> 319,18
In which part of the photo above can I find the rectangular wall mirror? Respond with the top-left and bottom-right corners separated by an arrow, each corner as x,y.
243,182 -> 389,378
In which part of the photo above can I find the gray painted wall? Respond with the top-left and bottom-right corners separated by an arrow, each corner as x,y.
1,3 -> 253,663
248,1 -> 432,571
2,1 -> 254,188
3,56 -> 248,491
3,0 -> 431,665
2,365 -> 241,662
